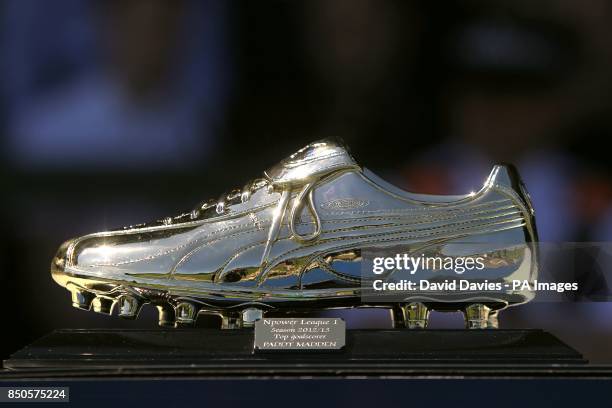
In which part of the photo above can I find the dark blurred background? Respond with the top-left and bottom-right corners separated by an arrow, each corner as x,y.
1,0 -> 611,361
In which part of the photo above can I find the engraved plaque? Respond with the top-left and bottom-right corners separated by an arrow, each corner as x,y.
254,318 -> 345,351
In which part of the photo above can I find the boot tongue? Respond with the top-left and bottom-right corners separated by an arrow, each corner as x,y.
265,139 -> 358,187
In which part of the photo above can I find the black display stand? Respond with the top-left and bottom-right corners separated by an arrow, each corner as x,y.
3,328 -> 601,378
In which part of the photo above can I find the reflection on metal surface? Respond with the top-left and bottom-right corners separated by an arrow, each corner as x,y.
392,302 -> 430,329
51,139 -> 538,329
464,303 -> 493,329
